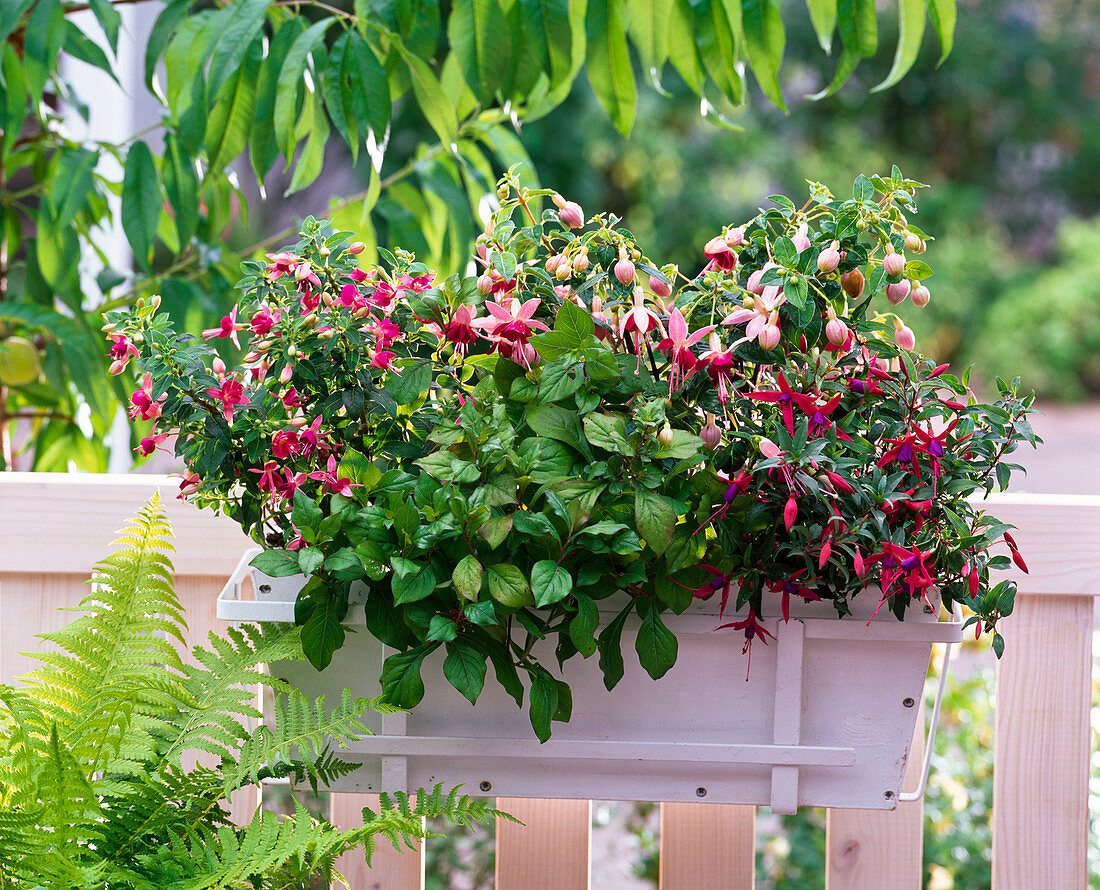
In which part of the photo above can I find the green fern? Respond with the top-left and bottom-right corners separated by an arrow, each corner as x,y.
0,496 -> 501,887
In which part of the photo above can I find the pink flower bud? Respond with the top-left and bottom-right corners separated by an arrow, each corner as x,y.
747,268 -> 766,294
279,364 -> 294,384
825,316 -> 850,347
657,427 -> 675,447
759,321 -> 781,351
572,252 -> 590,274
792,233 -> 811,253
883,249 -> 906,277
758,437 -> 781,459
614,257 -> 636,286
212,357 -> 227,376
894,323 -> 916,351
558,201 -> 584,229
725,227 -> 745,249
784,495 -> 798,530
818,539 -> 832,569
648,275 -> 672,298
817,242 -> 841,273
885,280 -> 911,305
348,241 -> 366,255
545,254 -> 563,274
294,261 -> 312,281
477,274 -> 494,295
553,284 -> 574,302
911,284 -> 931,307
108,359 -> 127,375
700,422 -> 722,451
556,262 -> 573,281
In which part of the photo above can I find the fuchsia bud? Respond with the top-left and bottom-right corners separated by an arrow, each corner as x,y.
546,254 -> 565,275
911,284 -> 931,307
819,539 -> 832,569
759,318 -> 781,351
614,254 -> 636,286
784,495 -> 798,531
108,359 -> 127,375
747,268 -> 767,294
758,437 -> 782,460
700,414 -> 722,450
211,357 -> 226,376
649,275 -> 672,298
572,251 -> 590,274
817,241 -> 841,273
883,247 -> 906,277
894,323 -> 916,351
885,280 -> 911,305
657,427 -> 675,447
348,241 -> 366,255
791,224 -> 811,253
904,231 -> 924,253
558,201 -> 584,229
825,315 -> 850,347
725,227 -> 745,248
477,273 -> 494,295
854,548 -> 865,578
279,364 -> 294,384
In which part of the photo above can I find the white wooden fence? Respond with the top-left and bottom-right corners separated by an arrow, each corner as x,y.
0,474 -> 1095,888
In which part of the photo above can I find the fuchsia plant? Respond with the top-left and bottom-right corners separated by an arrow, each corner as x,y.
107,169 -> 1036,740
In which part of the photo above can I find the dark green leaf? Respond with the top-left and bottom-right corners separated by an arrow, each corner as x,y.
273,18 -> 333,161
449,0 -> 513,104
528,667 -> 559,741
444,641 -> 488,703
635,598 -> 678,679
486,563 -> 534,607
741,0 -> 786,110
391,557 -> 437,604
634,488 -> 677,556
205,0 -> 268,98
88,0 -> 122,52
585,0 -> 636,136
381,645 -> 436,707
121,141 -> 161,272
250,549 -> 302,577
596,604 -> 631,690
453,554 -> 484,601
531,560 -> 572,607
568,592 -> 598,656
301,595 -> 346,670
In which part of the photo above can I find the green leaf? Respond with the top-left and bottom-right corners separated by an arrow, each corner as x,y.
62,23 -> 119,82
522,0 -> 574,88
627,0 -> 674,76
286,87 -> 332,194
292,489 -> 323,536
444,641 -> 488,703
46,148 -> 97,234
872,0 -> 925,93
655,429 -> 703,460
538,360 -> 585,403
88,0 -> 121,52
555,297 -> 595,341
205,36 -> 261,171
992,632 -> 1005,658
838,0 -> 877,58
453,554 -> 484,601
853,173 -> 874,202
23,0 -> 65,106
807,45 -> 859,99
337,447 -> 381,493
531,560 -> 572,607
805,0 -> 836,52
634,488 -> 677,556
391,557 -> 437,605
250,19 -> 304,181
250,550 -> 302,578
121,141 -> 161,273
741,0 -> 786,111
381,645 -> 435,707
297,547 -> 324,576
904,259 -> 934,281
582,412 -> 634,455
301,595 -> 345,670
569,592 -> 598,657
0,0 -> 35,47
528,667 -> 559,741
449,0 -> 513,104
924,0 -> 955,64
526,404 -> 590,456
585,0 -> 636,136
273,18 -> 333,161
205,0 -> 269,98
479,514 -> 513,549
486,563 -> 534,607
596,604 -> 631,690
389,360 -> 433,404
145,0 -> 190,90
635,598 -> 678,679
428,614 -> 459,642
162,134 -> 199,249
393,37 -> 458,144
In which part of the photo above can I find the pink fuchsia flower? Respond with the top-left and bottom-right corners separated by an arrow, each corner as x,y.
824,310 -> 850,348
369,317 -> 401,349
271,429 -> 300,459
867,542 -> 937,618
177,472 -> 201,499
723,288 -> 785,350
703,235 -> 737,272
700,331 -> 737,404
619,287 -> 663,371
264,252 -> 300,280
475,297 -> 550,369
655,308 -> 715,393
299,416 -> 324,458
106,334 -> 139,374
281,387 -> 307,410
276,469 -> 309,501
443,305 -> 480,354
202,305 -> 246,349
338,283 -> 366,310
250,460 -> 282,495
129,374 -> 165,421
791,223 -> 811,253
885,279 -> 911,305
648,275 -> 672,299
205,379 -> 246,422
744,373 -> 817,437
614,251 -> 636,286
370,349 -> 398,371
135,430 -> 169,457
250,305 -> 282,336
309,454 -> 358,497
894,322 -> 916,351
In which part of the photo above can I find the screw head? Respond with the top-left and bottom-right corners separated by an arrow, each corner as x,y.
884,790 -> 896,801
479,780 -> 492,793
258,584 -> 272,594
695,787 -> 707,798
902,697 -> 915,708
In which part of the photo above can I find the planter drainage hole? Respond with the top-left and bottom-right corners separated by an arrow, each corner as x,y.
258,584 -> 271,594
902,697 -> 915,708
695,787 -> 707,798
884,791 -> 896,802
479,781 -> 492,793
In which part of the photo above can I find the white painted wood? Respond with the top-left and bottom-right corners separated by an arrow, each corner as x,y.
770,618 -> 805,815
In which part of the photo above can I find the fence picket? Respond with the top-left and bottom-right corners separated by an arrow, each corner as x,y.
495,798 -> 591,889
330,793 -> 425,889
992,594 -> 1092,890
659,802 -> 755,888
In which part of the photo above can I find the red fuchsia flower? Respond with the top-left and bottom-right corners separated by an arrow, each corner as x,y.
1003,532 -> 1029,574
744,373 -> 821,437
766,571 -> 822,622
370,349 -> 398,371
299,287 -> 321,312
338,283 -> 367,310
129,374 -> 165,421
369,317 -> 401,349
476,296 -> 549,370
286,528 -> 306,551
106,334 -> 139,374
271,429 -> 300,459
700,332 -> 737,404
293,260 -> 322,291
396,273 -> 436,297
686,565 -> 736,615
717,609 -> 775,679
619,287 -> 663,370
867,543 -> 937,619
443,305 -> 479,355
205,378 -> 246,422
695,471 -> 753,532
299,416 -> 324,458
177,472 -> 200,499
281,387 -> 307,410
202,305 -> 247,350
703,235 -> 738,272
250,460 -> 282,495
135,430 -> 169,456
309,454 -> 358,497
655,308 -> 715,393
250,305 -> 282,336
264,252 -> 300,281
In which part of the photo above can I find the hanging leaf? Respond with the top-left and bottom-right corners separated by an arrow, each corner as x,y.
205,37 -> 261,170
250,18 -> 305,183
449,0 -> 514,104
635,597 -> 678,679
204,0 -> 270,98
273,17 -> 333,162
872,0 -> 925,93
924,0 -> 955,64
162,133 -> 199,249
838,0 -> 877,58
121,142 -> 162,273
742,0 -> 786,110
393,37 -> 458,144
805,0 -> 836,53
585,0 -> 636,136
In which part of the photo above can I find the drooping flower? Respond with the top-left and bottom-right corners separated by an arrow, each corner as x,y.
271,429 -> 300,459
205,378 -> 246,422
250,305 -> 282,336
309,454 -> 358,497
201,305 -> 246,349
655,308 -> 715,393
135,429 -> 169,456
177,472 -> 200,499
703,235 -> 737,272
766,571 -> 821,623
128,373 -> 165,421
717,609 -> 776,679
700,332 -> 737,404
106,334 -> 139,374
723,288 -> 785,350
476,297 -> 550,369
619,287 -> 663,371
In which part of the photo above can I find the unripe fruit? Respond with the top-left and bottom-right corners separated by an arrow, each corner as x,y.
883,247 -> 906,277
911,283 -> 931,307
614,256 -> 636,286
841,269 -> 865,298
649,275 -> 672,298
817,241 -> 841,274
885,279 -> 911,305
0,337 -> 41,386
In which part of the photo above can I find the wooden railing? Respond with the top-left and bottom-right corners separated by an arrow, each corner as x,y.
0,474 -> 1095,889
